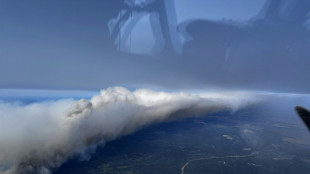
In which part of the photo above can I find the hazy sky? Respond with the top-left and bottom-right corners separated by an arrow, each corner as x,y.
175,0 -> 265,22
0,0 -> 309,93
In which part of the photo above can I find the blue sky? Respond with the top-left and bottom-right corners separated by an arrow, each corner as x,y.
0,0 -> 309,92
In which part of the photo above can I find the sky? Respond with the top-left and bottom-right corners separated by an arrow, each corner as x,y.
0,0 -> 309,93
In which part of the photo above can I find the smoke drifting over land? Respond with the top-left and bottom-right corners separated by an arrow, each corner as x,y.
0,87 -> 256,174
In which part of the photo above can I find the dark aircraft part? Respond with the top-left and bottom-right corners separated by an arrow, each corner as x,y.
295,106 -> 310,131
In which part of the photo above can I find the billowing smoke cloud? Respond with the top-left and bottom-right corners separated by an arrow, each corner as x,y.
0,87 -> 256,174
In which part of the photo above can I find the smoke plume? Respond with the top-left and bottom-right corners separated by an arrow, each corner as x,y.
0,87 -> 256,174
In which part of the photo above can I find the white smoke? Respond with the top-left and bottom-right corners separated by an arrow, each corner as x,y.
0,87 -> 257,174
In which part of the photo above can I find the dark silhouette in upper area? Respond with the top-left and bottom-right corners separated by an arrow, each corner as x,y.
179,0 -> 310,91
101,0 -> 310,91
106,0 -> 180,55
183,0 -> 310,60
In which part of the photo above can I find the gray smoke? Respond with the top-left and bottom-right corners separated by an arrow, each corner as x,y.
0,87 -> 256,174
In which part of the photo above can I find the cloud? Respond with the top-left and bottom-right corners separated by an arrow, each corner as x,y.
0,87 -> 256,174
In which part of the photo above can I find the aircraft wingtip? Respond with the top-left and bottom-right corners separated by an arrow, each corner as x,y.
295,106 -> 310,131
